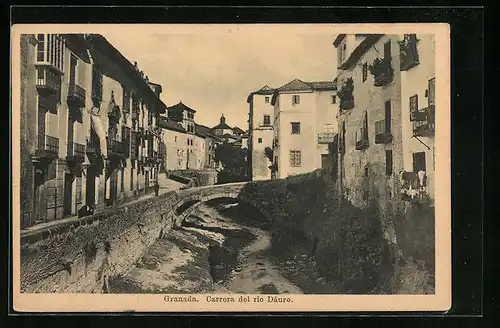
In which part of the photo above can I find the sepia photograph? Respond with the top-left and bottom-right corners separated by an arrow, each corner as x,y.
11,23 -> 451,312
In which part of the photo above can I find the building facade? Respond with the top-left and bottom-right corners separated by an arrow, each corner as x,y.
271,79 -> 338,179
400,34 -> 436,201
159,116 -> 188,171
166,102 -> 198,169
247,85 -> 275,181
334,34 -> 404,215
19,33 -> 166,229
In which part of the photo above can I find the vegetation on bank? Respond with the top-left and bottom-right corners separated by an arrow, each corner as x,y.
214,143 -> 250,183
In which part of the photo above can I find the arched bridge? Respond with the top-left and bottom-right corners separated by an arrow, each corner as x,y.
171,181 -> 270,225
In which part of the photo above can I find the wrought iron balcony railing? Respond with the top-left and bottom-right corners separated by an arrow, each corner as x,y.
36,134 -> 59,159
67,142 -> 86,162
67,83 -> 86,107
374,119 -> 393,144
36,67 -> 60,94
412,105 -> 435,137
318,132 -> 336,144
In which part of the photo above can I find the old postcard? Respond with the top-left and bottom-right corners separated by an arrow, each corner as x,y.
11,23 -> 451,312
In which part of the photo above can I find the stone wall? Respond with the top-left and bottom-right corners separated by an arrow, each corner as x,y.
170,169 -> 218,187
20,190 -> 181,293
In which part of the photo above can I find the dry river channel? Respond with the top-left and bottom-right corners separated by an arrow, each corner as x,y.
107,200 -> 318,296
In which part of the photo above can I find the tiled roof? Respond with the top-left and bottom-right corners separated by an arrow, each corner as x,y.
271,78 -> 337,105
247,85 -> 276,103
232,126 -> 245,135
195,123 -> 217,139
158,117 -> 187,133
213,122 -> 233,130
167,101 -> 196,113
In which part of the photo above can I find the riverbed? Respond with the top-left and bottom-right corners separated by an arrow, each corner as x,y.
108,202 -> 304,294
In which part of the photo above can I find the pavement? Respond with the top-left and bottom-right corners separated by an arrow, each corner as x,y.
21,175 -> 188,236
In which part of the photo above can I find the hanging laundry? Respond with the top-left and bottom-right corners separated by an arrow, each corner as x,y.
90,107 -> 108,158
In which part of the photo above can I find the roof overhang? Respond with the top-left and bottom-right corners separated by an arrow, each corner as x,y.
333,34 -> 346,47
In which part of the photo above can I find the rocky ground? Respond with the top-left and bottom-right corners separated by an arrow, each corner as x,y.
108,203 -> 304,294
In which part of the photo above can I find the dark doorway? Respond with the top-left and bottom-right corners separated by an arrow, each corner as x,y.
64,173 -> 74,216
412,152 -> 427,172
385,100 -> 392,132
321,154 -> 329,169
86,168 -> 96,206
33,168 -> 46,223
109,169 -> 118,205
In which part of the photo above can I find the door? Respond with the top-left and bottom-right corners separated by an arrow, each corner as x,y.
33,169 -> 46,223
63,173 -> 74,216
384,40 -> 392,61
385,100 -> 392,133
321,154 -> 329,169
412,152 -> 427,172
69,54 -> 77,86
86,168 -> 95,206
110,169 -> 118,205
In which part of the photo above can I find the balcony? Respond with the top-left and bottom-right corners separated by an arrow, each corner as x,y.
318,132 -> 336,144
355,128 -> 369,150
35,134 -> 59,160
374,119 -> 393,144
36,67 -> 60,94
355,139 -> 369,150
368,58 -> 394,87
86,138 -> 101,156
66,142 -> 86,163
67,83 -> 86,108
399,34 -> 420,71
412,105 -> 435,137
107,138 -> 126,157
339,97 -> 354,111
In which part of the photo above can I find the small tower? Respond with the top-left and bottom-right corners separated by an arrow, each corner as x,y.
220,113 -> 226,125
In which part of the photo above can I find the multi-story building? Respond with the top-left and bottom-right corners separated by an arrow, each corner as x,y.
159,116 -> 188,171
400,34 -> 435,201
19,33 -> 166,229
247,85 -> 275,181
166,102 -> 198,169
271,78 -> 338,179
195,123 -> 220,169
334,33 -> 405,219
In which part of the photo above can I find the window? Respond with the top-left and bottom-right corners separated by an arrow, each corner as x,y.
91,67 -> 103,101
36,34 -> 45,61
412,152 -> 426,172
263,114 -> 271,125
265,96 -> 270,103
121,168 -> 125,192
385,100 -> 392,132
258,138 -> 262,143
291,122 -> 301,134
362,63 -> 368,82
338,42 -> 347,65
385,150 -> 393,175
384,40 -> 392,61
364,167 -> 369,177
331,95 -> 336,104
428,78 -> 435,106
409,94 -> 419,121
292,95 -> 300,104
130,168 -> 134,191
174,136 -> 177,142
187,139 -> 190,146
36,34 -> 65,72
289,150 -> 301,167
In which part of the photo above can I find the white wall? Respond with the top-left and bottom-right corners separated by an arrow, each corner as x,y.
163,129 -> 187,170
401,34 -> 436,199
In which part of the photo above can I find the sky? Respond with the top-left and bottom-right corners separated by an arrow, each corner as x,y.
103,25 -> 338,130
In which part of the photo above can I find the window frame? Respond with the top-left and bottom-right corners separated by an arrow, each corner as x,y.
292,95 -> 301,105
289,150 -> 302,167
263,114 -> 271,126
291,122 -> 301,135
